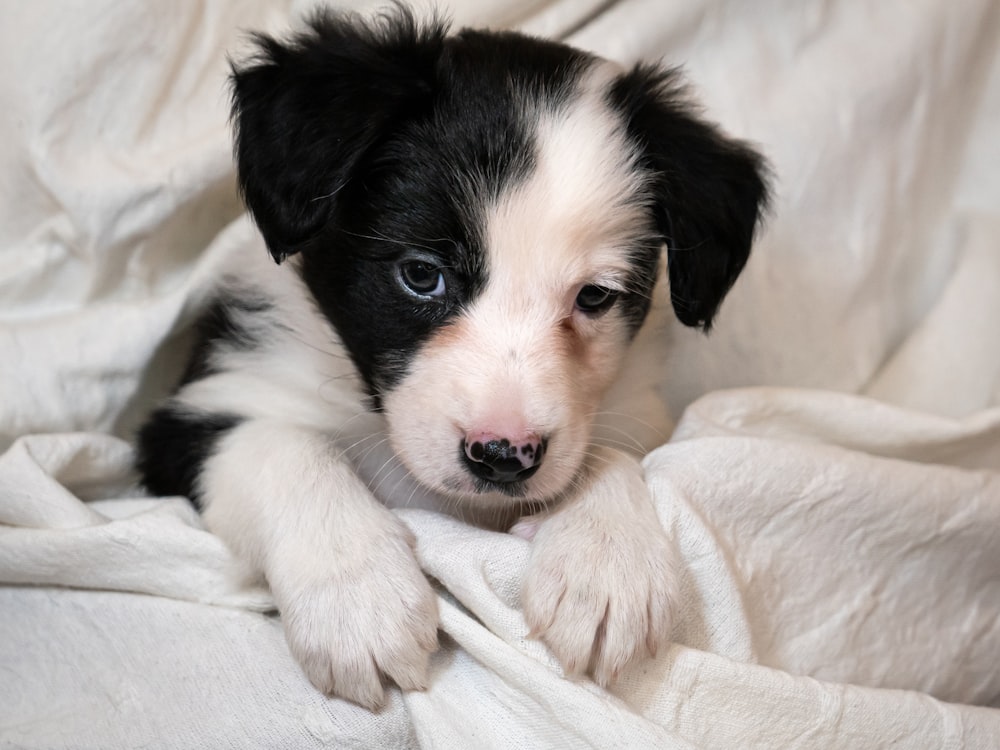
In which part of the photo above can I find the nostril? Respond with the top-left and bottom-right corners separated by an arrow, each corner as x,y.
462,433 -> 548,483
464,437 -> 516,468
467,440 -> 486,462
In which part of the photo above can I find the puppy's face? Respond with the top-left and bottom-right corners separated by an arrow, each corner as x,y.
379,69 -> 660,501
230,11 -> 768,505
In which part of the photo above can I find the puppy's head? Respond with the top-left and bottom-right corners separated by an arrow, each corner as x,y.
230,7 -> 768,504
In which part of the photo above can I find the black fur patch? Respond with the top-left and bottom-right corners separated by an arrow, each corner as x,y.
181,293 -> 273,384
136,408 -> 241,508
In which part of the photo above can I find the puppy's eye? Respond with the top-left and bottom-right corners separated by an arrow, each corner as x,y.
398,260 -> 446,298
574,284 -> 618,314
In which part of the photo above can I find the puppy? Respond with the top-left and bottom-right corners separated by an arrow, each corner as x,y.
137,6 -> 768,709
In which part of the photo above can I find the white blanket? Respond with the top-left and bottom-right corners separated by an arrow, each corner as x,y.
2,1 -> 999,747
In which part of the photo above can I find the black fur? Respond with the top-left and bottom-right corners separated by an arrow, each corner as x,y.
136,410 -> 241,509
607,65 -> 769,330
180,293 -> 273,384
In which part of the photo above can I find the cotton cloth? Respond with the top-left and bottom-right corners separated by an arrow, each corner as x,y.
2,1 -> 999,747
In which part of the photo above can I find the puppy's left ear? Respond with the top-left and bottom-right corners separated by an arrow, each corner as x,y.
229,8 -> 447,262
609,65 -> 770,330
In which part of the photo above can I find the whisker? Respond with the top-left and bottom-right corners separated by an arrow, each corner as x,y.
591,435 -> 648,455
340,228 -> 461,257
328,412 -> 380,445
308,183 -> 347,202
355,435 -> 393,467
371,456 -> 409,500
588,410 -> 667,435
400,476 -> 422,510
286,328 -> 352,362
588,410 -> 669,448
590,426 -> 651,455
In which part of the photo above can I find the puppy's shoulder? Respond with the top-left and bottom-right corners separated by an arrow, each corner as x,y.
172,232 -> 365,426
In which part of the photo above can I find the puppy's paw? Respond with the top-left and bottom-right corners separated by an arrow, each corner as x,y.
274,523 -> 439,710
521,502 -> 677,685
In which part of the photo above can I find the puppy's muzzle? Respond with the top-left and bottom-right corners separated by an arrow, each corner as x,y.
461,433 -> 547,484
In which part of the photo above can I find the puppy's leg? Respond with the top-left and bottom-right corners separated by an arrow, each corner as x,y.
199,419 -> 438,709
516,446 -> 678,684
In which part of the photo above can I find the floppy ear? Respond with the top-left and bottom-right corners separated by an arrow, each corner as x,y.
229,8 -> 447,262
609,65 -> 770,330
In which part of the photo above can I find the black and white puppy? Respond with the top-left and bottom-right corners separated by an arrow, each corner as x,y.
137,6 -> 768,709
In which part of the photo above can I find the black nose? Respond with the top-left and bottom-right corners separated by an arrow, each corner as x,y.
461,435 -> 546,484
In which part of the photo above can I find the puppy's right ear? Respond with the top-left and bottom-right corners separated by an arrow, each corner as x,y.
609,66 -> 769,331
230,8 -> 447,262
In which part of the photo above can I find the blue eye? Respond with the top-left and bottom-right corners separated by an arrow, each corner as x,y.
575,284 -> 618,314
398,260 -> 446,298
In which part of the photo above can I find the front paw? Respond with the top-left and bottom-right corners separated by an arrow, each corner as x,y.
521,505 -> 678,685
274,525 -> 439,710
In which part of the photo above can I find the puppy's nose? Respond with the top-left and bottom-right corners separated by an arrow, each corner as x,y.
462,432 -> 546,483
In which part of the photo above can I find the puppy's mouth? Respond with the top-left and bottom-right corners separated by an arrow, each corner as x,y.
438,469 -> 535,499
472,476 -> 529,498
437,461 -> 555,502
438,472 -> 532,500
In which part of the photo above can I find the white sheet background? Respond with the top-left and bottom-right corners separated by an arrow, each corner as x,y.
1,1 -> 999,748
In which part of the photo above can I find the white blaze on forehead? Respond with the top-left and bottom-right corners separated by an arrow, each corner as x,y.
483,63 -> 653,305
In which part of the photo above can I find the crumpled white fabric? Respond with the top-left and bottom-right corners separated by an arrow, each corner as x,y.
2,0 -> 999,748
